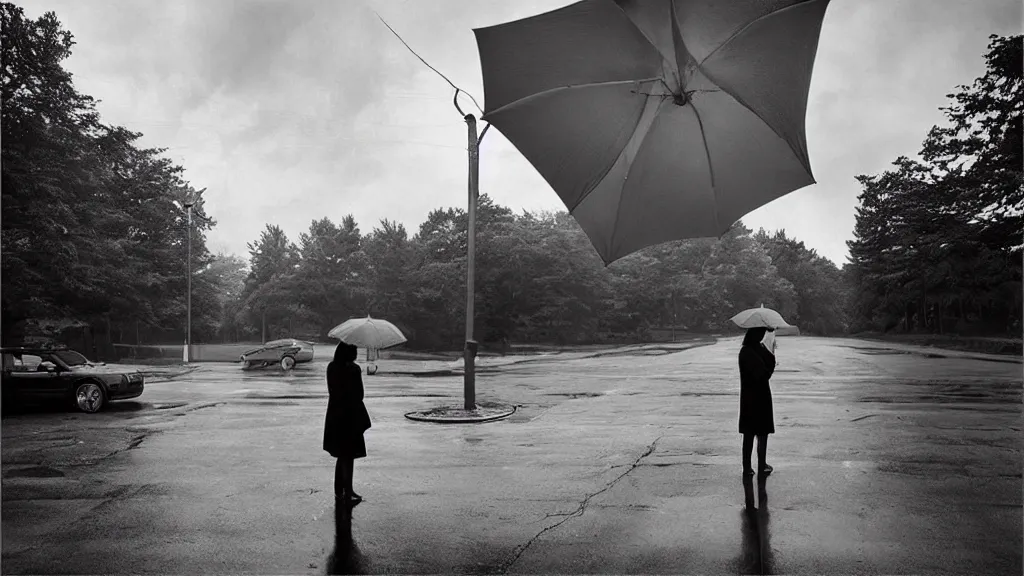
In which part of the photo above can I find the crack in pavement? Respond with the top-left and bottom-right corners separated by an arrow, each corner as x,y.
500,436 -> 663,573
98,433 -> 148,462
184,401 -> 226,412
76,402 -> 225,466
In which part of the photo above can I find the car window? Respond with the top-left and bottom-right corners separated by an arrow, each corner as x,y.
38,360 -> 58,372
52,350 -> 88,366
11,354 -> 43,372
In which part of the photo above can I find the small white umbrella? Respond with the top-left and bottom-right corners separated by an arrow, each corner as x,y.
730,305 -> 792,330
328,315 -> 407,349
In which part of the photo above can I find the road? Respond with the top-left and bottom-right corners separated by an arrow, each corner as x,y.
2,336 -> 1021,574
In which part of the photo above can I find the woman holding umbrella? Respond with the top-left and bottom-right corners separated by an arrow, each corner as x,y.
732,306 -> 789,477
324,342 -> 372,503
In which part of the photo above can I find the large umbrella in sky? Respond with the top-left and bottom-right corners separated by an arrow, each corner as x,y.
474,0 -> 831,264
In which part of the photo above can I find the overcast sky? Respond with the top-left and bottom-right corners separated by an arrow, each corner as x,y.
20,0 -> 1023,266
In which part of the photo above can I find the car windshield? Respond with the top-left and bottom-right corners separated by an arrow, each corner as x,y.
52,350 -> 89,366
264,339 -> 296,348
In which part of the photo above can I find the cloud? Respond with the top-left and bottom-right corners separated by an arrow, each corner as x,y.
18,0 -> 1022,268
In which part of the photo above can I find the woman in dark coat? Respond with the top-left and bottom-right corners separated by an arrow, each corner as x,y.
738,327 -> 776,477
324,342 -> 372,502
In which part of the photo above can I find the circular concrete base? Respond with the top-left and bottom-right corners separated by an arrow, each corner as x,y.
405,402 -> 517,424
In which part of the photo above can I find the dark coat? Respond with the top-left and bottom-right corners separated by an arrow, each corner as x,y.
323,360 -> 372,459
738,343 -> 776,435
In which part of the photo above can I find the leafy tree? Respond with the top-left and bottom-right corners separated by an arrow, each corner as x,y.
1,4 -> 218,348
755,229 -> 848,335
294,215 -> 365,335
205,253 -> 248,341
238,224 -> 300,340
697,222 -> 797,330
847,35 -> 1022,335
362,219 -> 414,320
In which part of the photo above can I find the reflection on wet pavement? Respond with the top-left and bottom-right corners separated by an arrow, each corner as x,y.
739,474 -> 773,574
327,500 -> 369,575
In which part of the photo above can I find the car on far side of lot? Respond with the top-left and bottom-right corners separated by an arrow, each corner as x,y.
239,339 -> 315,370
1,347 -> 145,414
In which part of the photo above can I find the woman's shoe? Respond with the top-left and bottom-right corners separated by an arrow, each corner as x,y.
743,468 -> 755,477
759,464 -> 773,476
347,492 -> 363,504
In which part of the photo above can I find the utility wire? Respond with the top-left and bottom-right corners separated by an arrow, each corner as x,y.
373,11 -> 484,117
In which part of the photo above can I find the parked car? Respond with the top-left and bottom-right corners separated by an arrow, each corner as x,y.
1,346 -> 145,414
239,339 -> 315,370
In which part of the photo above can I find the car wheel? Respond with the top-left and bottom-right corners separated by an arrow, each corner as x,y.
281,356 -> 296,371
74,381 -> 105,413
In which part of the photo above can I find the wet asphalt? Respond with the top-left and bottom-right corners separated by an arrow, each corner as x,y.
1,336 -> 1021,574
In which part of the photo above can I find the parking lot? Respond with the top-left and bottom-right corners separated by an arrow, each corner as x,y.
2,336 -> 1021,574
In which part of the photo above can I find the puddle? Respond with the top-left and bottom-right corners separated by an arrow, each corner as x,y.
367,393 -> 451,398
153,402 -> 188,410
543,392 -> 602,399
4,465 -> 65,478
243,394 -> 327,400
409,371 -> 457,378
848,345 -> 1020,364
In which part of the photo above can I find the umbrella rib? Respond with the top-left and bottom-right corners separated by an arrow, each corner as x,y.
691,2 -> 821,177
696,0 -> 819,69
716,87 -> 814,177
371,320 -> 384,349
688,102 -> 723,233
483,78 -> 662,118
609,0 -> 677,74
603,97 -> 666,260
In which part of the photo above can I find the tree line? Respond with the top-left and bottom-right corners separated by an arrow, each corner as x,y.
846,35 -> 1022,336
2,6 -> 1018,351
224,203 -> 848,348
1,3 -> 221,347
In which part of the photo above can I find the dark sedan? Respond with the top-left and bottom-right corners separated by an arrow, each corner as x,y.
1,347 -> 145,414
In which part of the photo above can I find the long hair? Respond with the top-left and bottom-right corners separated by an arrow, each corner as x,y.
333,342 -> 358,364
742,327 -> 768,347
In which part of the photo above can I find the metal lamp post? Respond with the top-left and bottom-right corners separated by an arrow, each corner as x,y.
182,188 -> 205,364
371,16 -> 494,412
183,199 -> 194,364
460,103 -> 490,410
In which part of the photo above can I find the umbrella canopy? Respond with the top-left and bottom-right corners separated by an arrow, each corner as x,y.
474,0 -> 830,264
328,316 -> 407,350
731,305 -> 792,330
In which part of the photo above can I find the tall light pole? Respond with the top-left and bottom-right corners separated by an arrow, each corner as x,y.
463,113 -> 478,410
183,199 -> 194,364
460,106 -> 489,410
182,188 -> 205,364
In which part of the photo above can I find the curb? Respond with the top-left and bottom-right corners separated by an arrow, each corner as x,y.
404,404 -> 517,424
